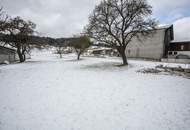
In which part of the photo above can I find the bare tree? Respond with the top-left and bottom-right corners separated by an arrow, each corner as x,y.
0,7 -> 9,32
3,16 -> 36,62
56,46 -> 65,58
85,0 -> 157,65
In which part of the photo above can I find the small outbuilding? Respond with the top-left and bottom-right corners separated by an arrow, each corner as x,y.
0,46 -> 18,64
168,41 -> 190,58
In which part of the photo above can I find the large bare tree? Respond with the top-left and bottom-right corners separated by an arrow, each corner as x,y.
2,16 -> 36,62
85,0 -> 157,65
0,7 -> 8,32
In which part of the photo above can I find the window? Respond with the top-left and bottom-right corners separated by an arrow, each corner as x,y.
181,45 -> 184,50
174,52 -> 178,55
128,49 -> 131,55
168,51 -> 172,55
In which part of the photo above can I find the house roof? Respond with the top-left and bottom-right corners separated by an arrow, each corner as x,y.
0,46 -> 16,54
156,25 -> 173,30
170,41 -> 190,44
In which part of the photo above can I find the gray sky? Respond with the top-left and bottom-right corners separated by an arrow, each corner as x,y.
1,0 -> 190,41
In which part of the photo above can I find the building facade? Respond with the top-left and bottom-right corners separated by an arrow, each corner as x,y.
125,25 -> 174,60
168,41 -> 190,58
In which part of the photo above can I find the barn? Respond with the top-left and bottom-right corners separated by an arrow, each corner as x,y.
126,25 -> 174,60
0,46 -> 18,64
168,41 -> 190,58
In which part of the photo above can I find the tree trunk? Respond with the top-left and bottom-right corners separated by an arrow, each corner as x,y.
77,52 -> 81,60
121,51 -> 128,65
17,48 -> 25,63
60,53 -> 62,58
23,53 -> 26,61
117,46 -> 128,66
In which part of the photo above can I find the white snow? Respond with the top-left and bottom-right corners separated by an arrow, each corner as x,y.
0,51 -> 190,130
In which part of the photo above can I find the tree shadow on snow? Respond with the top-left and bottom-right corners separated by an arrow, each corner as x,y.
64,58 -> 85,62
80,62 -> 133,71
24,60 -> 54,65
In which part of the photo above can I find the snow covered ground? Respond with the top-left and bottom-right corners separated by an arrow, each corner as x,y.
0,51 -> 190,130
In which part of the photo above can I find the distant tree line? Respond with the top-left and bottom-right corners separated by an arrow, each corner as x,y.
1,0 -> 157,65
0,7 -> 92,62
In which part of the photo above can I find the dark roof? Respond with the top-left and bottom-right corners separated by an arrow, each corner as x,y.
170,41 -> 190,44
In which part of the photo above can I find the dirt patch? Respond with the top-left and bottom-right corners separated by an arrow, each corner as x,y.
137,65 -> 190,79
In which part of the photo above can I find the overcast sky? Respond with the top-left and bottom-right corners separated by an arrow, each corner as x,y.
1,0 -> 190,41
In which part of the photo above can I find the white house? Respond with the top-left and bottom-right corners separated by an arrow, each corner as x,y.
126,25 -> 174,60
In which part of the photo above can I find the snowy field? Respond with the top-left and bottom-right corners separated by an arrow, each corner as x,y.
0,51 -> 190,130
